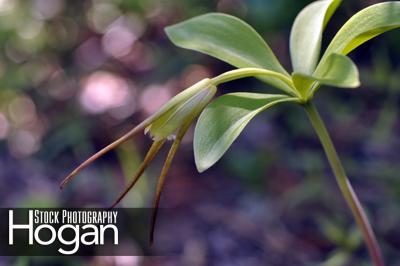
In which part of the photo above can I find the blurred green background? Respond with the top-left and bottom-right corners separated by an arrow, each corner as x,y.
0,0 -> 399,265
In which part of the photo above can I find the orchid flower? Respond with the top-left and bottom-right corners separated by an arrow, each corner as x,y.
61,2 -> 400,264
61,78 -> 217,243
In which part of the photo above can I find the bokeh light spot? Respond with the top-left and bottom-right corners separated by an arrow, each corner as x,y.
0,112 -> 10,139
0,0 -> 16,15
87,2 -> 121,33
181,65 -> 212,88
17,19 -> 44,40
8,95 -> 37,127
79,71 -> 131,114
8,130 -> 39,158
32,0 -> 64,20
75,37 -> 106,70
139,83 -> 173,116
102,25 -> 137,58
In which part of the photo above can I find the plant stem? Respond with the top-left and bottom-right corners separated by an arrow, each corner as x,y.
211,68 -> 291,86
211,67 -> 298,97
304,102 -> 384,266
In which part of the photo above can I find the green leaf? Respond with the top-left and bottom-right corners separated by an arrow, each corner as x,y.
194,93 -> 297,172
293,53 -> 360,98
165,13 -> 293,93
318,2 -> 400,70
290,0 -> 342,74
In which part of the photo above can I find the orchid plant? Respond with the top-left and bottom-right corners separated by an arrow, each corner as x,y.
62,1 -> 400,265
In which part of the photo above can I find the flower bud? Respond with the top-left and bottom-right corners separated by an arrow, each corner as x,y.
145,78 -> 217,141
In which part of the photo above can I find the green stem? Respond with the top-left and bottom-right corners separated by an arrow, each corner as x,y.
304,102 -> 384,266
211,68 -> 298,97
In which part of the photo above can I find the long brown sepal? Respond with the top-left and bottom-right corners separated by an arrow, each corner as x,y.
149,123 -> 191,245
60,121 -> 148,189
110,139 -> 166,208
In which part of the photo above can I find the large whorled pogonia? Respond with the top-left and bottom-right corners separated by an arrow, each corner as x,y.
63,2 -> 400,264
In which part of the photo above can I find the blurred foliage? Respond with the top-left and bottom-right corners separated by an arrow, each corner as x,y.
0,0 -> 398,265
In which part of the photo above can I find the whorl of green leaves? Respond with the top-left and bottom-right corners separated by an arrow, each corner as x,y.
166,1 -> 400,171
